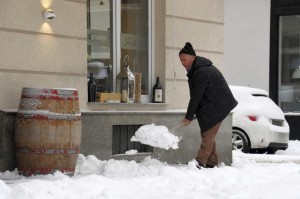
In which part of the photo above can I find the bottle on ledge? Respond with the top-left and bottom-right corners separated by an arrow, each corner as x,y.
88,73 -> 97,102
152,77 -> 163,103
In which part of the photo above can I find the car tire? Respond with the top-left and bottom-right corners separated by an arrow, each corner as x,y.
232,129 -> 251,153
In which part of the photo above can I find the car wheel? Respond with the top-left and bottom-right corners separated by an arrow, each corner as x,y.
232,129 -> 251,153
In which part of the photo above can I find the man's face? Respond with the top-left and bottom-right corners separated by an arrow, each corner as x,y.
179,54 -> 195,71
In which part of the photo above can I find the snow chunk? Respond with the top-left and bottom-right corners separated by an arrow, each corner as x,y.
125,150 -> 138,155
75,154 -> 107,175
130,123 -> 180,150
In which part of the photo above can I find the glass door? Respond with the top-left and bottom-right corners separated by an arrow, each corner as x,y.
278,15 -> 300,112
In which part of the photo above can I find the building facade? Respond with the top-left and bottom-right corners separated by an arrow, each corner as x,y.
0,1 -> 231,172
0,0 -> 224,111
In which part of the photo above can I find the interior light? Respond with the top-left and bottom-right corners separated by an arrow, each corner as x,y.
293,66 -> 300,79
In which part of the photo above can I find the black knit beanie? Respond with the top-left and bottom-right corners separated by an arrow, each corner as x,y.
179,42 -> 196,56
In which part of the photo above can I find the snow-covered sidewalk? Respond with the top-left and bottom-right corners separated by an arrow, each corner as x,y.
1,141 -> 300,199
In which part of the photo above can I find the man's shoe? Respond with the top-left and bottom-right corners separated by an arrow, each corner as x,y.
206,164 -> 216,168
195,159 -> 205,169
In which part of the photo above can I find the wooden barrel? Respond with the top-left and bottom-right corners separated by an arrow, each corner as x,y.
15,87 -> 81,176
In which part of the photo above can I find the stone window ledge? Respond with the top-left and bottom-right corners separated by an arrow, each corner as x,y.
86,102 -> 169,111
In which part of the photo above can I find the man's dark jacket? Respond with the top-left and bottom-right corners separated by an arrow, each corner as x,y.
186,56 -> 238,133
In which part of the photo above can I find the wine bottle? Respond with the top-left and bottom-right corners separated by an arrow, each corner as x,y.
88,73 -> 97,102
152,77 -> 163,103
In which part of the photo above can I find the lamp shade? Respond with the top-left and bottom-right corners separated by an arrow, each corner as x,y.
292,66 -> 300,79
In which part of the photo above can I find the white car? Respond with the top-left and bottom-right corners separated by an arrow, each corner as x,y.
230,86 -> 289,153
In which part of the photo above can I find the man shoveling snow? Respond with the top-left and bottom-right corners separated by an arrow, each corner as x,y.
179,42 -> 238,169
130,123 -> 180,150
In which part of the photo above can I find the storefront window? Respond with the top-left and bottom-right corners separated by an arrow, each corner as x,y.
278,15 -> 300,112
87,0 -> 151,101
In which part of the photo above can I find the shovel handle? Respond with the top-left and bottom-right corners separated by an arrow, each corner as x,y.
170,122 -> 184,131
171,116 -> 197,131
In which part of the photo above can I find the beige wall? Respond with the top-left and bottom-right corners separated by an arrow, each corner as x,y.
0,0 -> 223,111
0,0 -> 87,109
161,0 -> 224,109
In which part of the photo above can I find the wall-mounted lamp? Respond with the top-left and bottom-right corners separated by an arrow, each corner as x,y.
292,66 -> 300,79
43,9 -> 55,20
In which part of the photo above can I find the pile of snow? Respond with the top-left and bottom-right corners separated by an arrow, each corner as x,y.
1,141 -> 300,199
125,149 -> 138,155
130,123 -> 180,150
75,154 -> 168,178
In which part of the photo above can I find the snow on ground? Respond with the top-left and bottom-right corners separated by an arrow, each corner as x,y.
276,140 -> 300,155
1,141 -> 300,199
130,123 -> 180,150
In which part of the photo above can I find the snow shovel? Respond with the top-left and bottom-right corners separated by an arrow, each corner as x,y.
169,116 -> 197,139
170,122 -> 184,131
170,116 -> 197,130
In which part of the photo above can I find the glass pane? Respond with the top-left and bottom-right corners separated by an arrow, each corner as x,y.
278,15 -> 300,112
120,0 -> 149,95
87,0 -> 113,93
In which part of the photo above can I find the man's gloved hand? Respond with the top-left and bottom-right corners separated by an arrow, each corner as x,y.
182,118 -> 192,126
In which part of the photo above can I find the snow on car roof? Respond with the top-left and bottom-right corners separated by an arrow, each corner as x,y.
229,85 -> 285,120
